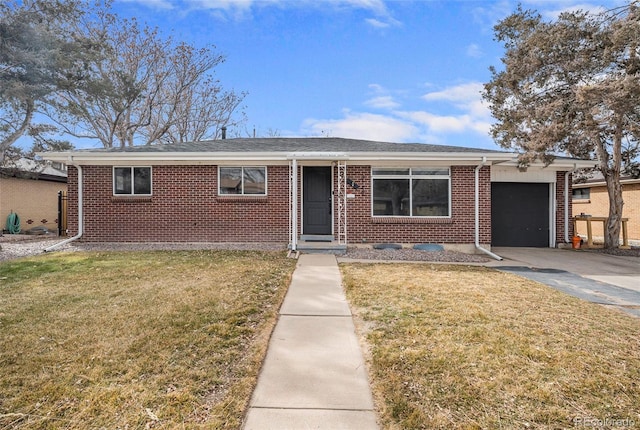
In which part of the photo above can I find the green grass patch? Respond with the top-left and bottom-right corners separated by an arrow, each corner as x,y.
0,250 -> 295,429
341,263 -> 640,430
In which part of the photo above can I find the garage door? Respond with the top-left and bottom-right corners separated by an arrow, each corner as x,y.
491,183 -> 549,247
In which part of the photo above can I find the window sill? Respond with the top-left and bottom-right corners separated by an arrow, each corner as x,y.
215,196 -> 268,203
111,196 -> 152,203
573,200 -> 591,204
372,217 -> 453,224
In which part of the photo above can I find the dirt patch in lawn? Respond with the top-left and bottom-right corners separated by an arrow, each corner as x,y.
0,250 -> 295,429
341,263 -> 640,430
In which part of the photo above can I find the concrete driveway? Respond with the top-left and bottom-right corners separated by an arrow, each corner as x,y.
487,247 -> 640,317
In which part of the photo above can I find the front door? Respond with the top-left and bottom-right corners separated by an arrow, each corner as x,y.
303,166 -> 332,235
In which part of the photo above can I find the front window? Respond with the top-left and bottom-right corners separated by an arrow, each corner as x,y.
572,188 -> 590,200
372,167 -> 450,217
219,166 -> 267,195
113,167 -> 152,195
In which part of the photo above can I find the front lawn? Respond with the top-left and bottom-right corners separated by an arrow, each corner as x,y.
341,263 -> 640,430
0,250 -> 295,429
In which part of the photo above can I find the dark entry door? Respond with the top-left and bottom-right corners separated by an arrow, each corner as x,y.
491,182 -> 549,247
303,166 -> 332,235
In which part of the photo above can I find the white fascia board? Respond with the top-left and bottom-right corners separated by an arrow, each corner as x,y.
39,149 -> 593,169
574,177 -> 640,188
286,152 -> 349,160
40,150 -> 516,164
495,159 -> 597,170
347,151 -> 515,160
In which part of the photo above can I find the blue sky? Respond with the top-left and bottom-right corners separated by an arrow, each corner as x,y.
104,0 -> 621,150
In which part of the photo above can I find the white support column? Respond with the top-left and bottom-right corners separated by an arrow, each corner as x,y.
337,160 -> 347,245
290,159 -> 298,251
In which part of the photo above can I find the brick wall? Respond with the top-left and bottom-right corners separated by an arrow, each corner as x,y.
0,176 -> 66,232
556,171 -> 574,244
572,181 -> 640,241
340,165 -> 491,244
68,165 -> 290,242
67,163 -> 573,246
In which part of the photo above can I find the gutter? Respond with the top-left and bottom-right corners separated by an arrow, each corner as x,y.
475,158 -> 503,261
45,164 -> 83,252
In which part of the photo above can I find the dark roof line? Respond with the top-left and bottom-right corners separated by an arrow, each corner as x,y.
76,137 -> 508,154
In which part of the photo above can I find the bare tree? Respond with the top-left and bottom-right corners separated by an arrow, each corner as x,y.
49,11 -> 246,148
149,48 -> 246,144
483,3 -> 640,248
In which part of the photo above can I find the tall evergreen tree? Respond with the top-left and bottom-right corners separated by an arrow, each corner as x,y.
484,3 -> 640,248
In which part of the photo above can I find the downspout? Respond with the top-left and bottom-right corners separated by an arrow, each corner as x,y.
475,158 -> 503,260
45,164 -> 83,252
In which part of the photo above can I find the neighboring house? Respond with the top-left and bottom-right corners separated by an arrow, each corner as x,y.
572,174 -> 640,242
39,138 -> 595,252
0,158 -> 68,233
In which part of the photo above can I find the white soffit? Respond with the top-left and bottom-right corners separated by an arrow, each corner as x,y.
491,166 -> 557,183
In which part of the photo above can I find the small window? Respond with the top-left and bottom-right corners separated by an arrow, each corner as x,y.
219,166 -> 266,195
572,188 -> 590,200
372,167 -> 450,217
113,167 -> 152,195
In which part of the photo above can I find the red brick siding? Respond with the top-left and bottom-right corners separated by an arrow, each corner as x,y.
340,165 -> 490,244
555,171 -> 574,244
67,163 -> 571,246
68,165 -> 289,242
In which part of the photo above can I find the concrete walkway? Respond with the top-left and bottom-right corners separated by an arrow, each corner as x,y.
243,254 -> 378,430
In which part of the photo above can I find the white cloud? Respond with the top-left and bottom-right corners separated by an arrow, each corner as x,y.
298,81 -> 495,147
466,43 -> 483,58
364,95 -> 400,109
368,83 -> 386,93
182,0 -> 389,14
173,0 -> 401,26
119,0 -> 174,9
334,0 -> 388,15
302,111 -> 419,142
190,0 -> 257,12
422,82 -> 484,103
538,3 -> 607,20
365,18 -> 391,28
417,82 -> 493,134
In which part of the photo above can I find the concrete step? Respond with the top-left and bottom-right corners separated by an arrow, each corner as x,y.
296,238 -> 347,254
299,234 -> 334,242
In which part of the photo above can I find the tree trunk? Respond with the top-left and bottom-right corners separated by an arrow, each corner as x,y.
602,119 -> 624,249
604,172 -> 623,248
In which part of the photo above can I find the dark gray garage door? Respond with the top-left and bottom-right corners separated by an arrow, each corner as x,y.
491,182 -> 549,247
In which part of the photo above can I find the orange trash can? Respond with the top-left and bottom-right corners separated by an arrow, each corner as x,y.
572,236 -> 581,249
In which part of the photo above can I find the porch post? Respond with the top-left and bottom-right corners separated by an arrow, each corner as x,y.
290,158 -> 298,251
337,160 -> 347,245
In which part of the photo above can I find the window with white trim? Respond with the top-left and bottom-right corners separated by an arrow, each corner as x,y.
219,166 -> 267,195
572,188 -> 590,200
372,167 -> 450,217
113,167 -> 152,195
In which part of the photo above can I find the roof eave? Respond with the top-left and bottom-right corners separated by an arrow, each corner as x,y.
39,150 -> 519,164
38,150 -> 594,169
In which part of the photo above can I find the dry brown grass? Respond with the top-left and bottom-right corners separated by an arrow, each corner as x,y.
0,250 -> 295,429
341,263 -> 640,430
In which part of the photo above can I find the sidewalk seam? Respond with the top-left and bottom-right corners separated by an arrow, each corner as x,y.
249,406 -> 374,412
279,314 -> 352,317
